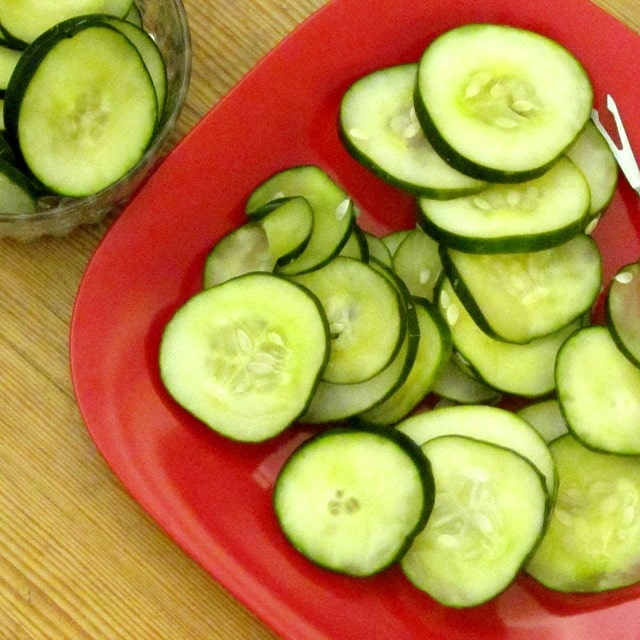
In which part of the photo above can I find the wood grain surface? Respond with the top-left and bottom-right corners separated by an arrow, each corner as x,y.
0,1 -> 637,638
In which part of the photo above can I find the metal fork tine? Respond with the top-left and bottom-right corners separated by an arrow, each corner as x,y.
591,94 -> 640,195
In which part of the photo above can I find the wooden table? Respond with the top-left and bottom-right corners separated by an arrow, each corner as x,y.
0,1 -> 637,638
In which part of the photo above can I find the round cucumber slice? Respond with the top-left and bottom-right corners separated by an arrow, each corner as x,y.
397,404 -> 557,501
555,325 -> 640,455
274,426 -> 434,577
0,157 -> 37,213
441,233 -> 602,344
417,157 -> 591,253
159,272 -> 329,442
293,256 -> 405,385
526,433 -> 640,593
4,17 -> 157,196
0,0 -> 133,44
415,24 -> 593,182
402,434 -> 548,607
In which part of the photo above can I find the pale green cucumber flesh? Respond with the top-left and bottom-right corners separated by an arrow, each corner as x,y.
293,256 -> 405,385
274,426 -> 434,576
518,399 -> 569,444
526,434 -> 640,593
567,120 -> 618,218
159,272 -> 329,442
202,222 -> 274,288
0,0 -> 134,43
438,277 -> 581,397
606,262 -> 640,369
245,165 -> 354,275
392,228 -> 442,301
415,23 -> 593,182
556,325 -> 640,455
8,23 -> 157,196
442,233 -> 602,344
0,156 -> 37,213
339,63 -> 486,198
402,434 -> 548,608
397,404 -> 557,501
359,297 -> 452,426
431,356 -> 502,404
417,157 -> 591,253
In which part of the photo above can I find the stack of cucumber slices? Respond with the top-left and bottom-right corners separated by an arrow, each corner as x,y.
0,1 -> 167,213
159,23 -> 640,609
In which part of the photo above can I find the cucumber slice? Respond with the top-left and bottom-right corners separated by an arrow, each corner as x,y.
566,120 -> 618,219
0,0 -> 133,44
202,222 -> 273,288
301,262 -> 420,423
431,356 -> 502,405
526,433 -> 640,592
380,229 -> 412,257
606,261 -> 640,369
0,156 -> 37,213
338,224 -> 369,261
0,43 -> 21,93
125,2 -> 143,27
518,399 -> 569,444
293,256 -> 405,384
359,297 -> 452,425
159,272 -> 329,442
415,24 -> 593,182
417,157 -> 591,253
556,325 -> 640,455
441,233 -> 602,344
397,404 -> 557,501
202,197 -> 314,287
245,165 -> 354,275
363,230 -> 392,267
438,277 -> 581,397
401,434 -> 548,607
274,426 -> 434,577
392,228 -> 442,301
102,16 -> 167,122
339,63 -> 486,198
4,16 -> 157,196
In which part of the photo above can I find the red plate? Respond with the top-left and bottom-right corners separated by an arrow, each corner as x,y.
70,0 -> 640,638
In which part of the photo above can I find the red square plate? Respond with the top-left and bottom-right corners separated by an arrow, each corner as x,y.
70,0 -> 640,638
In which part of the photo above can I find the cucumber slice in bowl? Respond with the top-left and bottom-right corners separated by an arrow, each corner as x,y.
0,156 -> 37,213
159,272 -> 330,443
4,15 -> 157,197
102,16 -> 167,123
415,24 -> 593,183
274,425 -> 434,577
0,0 -> 133,44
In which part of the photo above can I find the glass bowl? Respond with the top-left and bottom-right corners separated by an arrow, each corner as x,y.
0,0 -> 192,241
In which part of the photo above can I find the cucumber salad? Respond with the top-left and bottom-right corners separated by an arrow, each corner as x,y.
0,1 -> 167,212
158,24 -> 640,608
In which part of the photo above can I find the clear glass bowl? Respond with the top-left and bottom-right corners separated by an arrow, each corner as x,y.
0,0 -> 192,241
